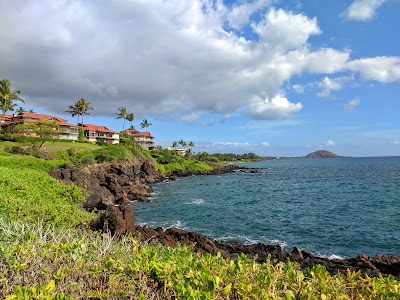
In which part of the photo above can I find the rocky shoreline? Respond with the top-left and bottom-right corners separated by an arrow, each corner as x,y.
49,159 -> 400,280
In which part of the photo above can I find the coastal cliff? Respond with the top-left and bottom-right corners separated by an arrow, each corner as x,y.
50,159 -> 400,279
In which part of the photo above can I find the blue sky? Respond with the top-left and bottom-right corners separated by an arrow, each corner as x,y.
1,0 -> 399,156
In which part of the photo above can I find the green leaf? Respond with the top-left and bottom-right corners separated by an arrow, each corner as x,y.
46,279 -> 55,292
285,290 -> 296,300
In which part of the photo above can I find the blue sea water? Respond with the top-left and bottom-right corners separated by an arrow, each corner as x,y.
131,157 -> 400,258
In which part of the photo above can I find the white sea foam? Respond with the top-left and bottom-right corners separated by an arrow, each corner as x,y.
217,234 -> 260,245
318,253 -> 346,260
185,198 -> 206,205
266,239 -> 288,248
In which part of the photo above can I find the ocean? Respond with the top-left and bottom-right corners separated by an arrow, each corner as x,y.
131,157 -> 400,258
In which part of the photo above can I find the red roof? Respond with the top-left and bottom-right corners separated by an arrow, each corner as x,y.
1,112 -> 77,128
123,128 -> 153,138
18,112 -> 67,122
80,123 -> 117,133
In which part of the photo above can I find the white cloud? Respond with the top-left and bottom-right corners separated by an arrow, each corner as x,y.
249,95 -> 303,120
226,0 -> 272,29
342,97 -> 360,111
258,142 -> 270,147
292,84 -> 304,93
322,140 -> 336,147
252,8 -> 321,51
343,0 -> 385,21
0,0 -> 396,123
390,141 -> 400,144
317,76 -> 352,97
347,57 -> 400,83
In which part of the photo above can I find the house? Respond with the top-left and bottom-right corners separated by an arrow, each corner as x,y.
0,112 -> 79,140
80,123 -> 120,144
122,128 -> 155,149
167,147 -> 188,157
1,114 -> 13,123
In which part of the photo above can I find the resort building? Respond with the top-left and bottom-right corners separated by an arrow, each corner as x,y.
0,112 -> 79,140
80,123 -> 120,144
166,147 -> 188,157
122,128 -> 155,149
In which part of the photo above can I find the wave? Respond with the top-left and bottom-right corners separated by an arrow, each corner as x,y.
185,198 -> 206,205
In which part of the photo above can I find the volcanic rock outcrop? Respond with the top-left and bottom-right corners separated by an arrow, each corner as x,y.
50,159 -> 400,279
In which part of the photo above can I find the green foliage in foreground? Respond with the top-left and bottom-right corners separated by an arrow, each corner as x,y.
1,221 -> 399,300
0,158 -> 94,228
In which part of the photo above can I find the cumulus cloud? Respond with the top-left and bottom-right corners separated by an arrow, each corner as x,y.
342,97 -> 360,111
226,0 -> 272,29
317,76 -> 352,97
251,8 -> 321,51
343,0 -> 385,21
347,57 -> 400,83
249,95 -> 303,120
0,0 -> 397,123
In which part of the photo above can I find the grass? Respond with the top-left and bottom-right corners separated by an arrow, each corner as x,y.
0,140 -> 101,149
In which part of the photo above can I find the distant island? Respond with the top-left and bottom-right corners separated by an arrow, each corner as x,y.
305,150 -> 344,158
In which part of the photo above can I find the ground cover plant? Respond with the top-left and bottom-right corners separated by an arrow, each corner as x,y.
1,221 -> 399,300
0,155 -> 95,228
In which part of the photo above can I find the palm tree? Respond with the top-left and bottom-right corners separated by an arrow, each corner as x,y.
79,98 -> 93,126
66,100 -> 83,125
140,119 -> 152,133
115,107 -> 128,130
17,106 -> 26,114
28,108 -> 35,113
178,139 -> 187,148
172,141 -> 178,150
126,112 -> 134,129
0,79 -> 24,122
66,98 -> 93,127
188,141 -> 195,153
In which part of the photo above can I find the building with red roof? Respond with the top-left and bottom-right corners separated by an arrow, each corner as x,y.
1,112 -> 79,140
80,123 -> 120,144
122,128 -> 155,149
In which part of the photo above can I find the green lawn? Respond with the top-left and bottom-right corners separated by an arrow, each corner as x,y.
0,140 -> 101,149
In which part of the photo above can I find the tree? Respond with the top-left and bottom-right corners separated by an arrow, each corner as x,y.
65,100 -> 82,125
17,106 -> 26,114
79,98 -> 93,126
126,112 -> 134,129
66,98 -> 93,127
178,139 -> 187,148
28,108 -> 35,113
140,119 -> 152,133
14,120 -> 59,148
188,141 -> 195,153
115,107 -> 128,130
0,79 -> 24,122
172,141 -> 178,149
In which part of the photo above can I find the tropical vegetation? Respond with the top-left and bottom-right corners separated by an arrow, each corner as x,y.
0,145 -> 399,299
65,98 -> 94,127
0,79 -> 24,122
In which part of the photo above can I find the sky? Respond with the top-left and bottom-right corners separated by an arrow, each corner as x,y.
1,0 -> 399,157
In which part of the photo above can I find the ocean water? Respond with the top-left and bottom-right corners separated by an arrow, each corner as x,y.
131,157 -> 400,258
